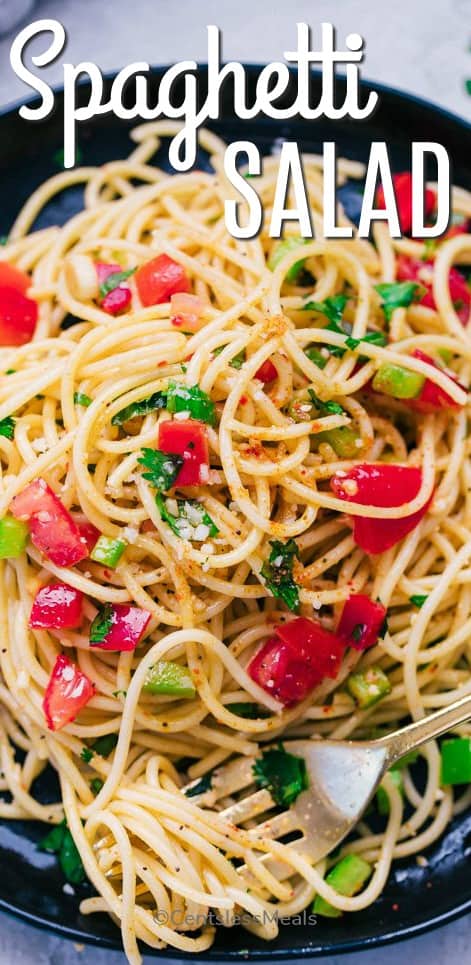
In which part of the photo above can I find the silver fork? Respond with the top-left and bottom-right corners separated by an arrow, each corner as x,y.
185,692 -> 471,874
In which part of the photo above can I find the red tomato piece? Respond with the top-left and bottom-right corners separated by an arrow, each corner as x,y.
248,617 -> 346,706
337,594 -> 387,650
397,255 -> 470,325
330,463 -> 432,555
0,286 -> 38,345
0,261 -> 31,293
101,286 -> 132,316
90,604 -> 151,651
135,254 -> 190,307
255,359 -> 278,383
43,653 -> 94,731
72,516 -> 100,555
376,172 -> 436,235
408,349 -> 465,412
95,262 -> 122,285
158,419 -> 209,486
11,479 -> 89,567
29,583 -> 84,630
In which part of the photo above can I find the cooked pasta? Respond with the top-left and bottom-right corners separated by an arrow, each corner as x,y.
0,122 -> 471,964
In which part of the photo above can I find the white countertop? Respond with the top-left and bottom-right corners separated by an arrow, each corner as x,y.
0,0 -> 470,962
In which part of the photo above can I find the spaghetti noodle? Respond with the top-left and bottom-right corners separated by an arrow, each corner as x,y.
0,123 -> 471,963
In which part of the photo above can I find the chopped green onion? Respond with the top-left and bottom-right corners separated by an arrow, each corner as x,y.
261,538 -> 300,613
376,768 -> 404,815
90,536 -> 127,568
0,416 -> 15,439
372,363 -> 424,399
347,666 -> 391,709
166,382 -> 216,426
0,516 -> 29,559
138,448 -> 183,492
111,391 -> 166,426
73,392 -> 92,408
313,854 -> 372,918
441,737 -> 471,785
143,660 -> 196,698
253,743 -> 308,807
315,426 -> 362,459
268,237 -> 309,282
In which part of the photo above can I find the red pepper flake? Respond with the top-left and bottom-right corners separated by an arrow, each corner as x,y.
239,395 -> 248,405
392,903 -> 399,911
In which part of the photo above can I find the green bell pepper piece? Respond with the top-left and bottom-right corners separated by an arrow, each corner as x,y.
316,426 -> 362,459
90,535 -> 127,568
143,660 -> 196,698
268,237 -> 308,282
347,666 -> 391,709
372,363 -> 424,399
0,516 -> 29,559
441,737 -> 471,785
313,854 -> 372,918
376,768 -> 404,815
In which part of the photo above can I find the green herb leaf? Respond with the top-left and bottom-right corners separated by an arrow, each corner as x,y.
90,778 -> 104,795
39,819 -> 86,885
307,389 -> 345,416
111,391 -> 167,426
155,493 -> 219,539
213,346 -> 246,370
302,294 -> 347,325
261,539 -> 300,613
90,733 -> 118,757
410,594 -> 428,608
0,416 -> 15,440
80,747 -> 93,764
345,331 -> 388,351
253,743 -> 308,807
99,268 -> 136,299
166,382 -> 216,426
73,392 -> 92,408
184,771 -> 213,797
138,448 -> 183,492
226,702 -> 270,719
374,281 -> 422,323
89,602 -> 114,645
304,345 -> 328,369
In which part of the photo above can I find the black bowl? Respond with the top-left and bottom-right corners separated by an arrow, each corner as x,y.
0,66 -> 470,958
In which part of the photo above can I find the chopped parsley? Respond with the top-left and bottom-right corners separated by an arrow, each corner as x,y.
213,345 -> 246,370
139,448 -> 183,492
261,538 -> 300,613
0,416 -> 15,440
166,381 -> 216,426
81,734 -> 118,764
90,778 -> 104,795
374,281 -> 423,323
302,294 -> 347,325
252,743 -> 308,807
410,594 -> 428,608
344,331 -> 388,351
226,702 -> 270,719
73,392 -> 92,408
308,389 -> 345,417
89,602 -> 114,645
111,391 -> 166,426
304,345 -> 328,369
184,771 -> 213,797
39,819 -> 86,885
155,493 -> 219,540
99,267 -> 136,299
80,747 -> 93,764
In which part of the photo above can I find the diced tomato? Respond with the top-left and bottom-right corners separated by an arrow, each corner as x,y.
255,359 -> 278,383
30,583 -> 84,630
170,292 -> 205,332
443,220 -> 470,240
376,172 -> 436,236
397,255 -> 471,325
0,286 -> 38,345
158,419 -> 209,486
0,261 -> 31,293
248,617 -> 346,707
90,603 -> 151,651
330,463 -> 433,555
43,653 -> 94,731
408,349 -> 465,412
11,479 -> 89,567
73,516 -> 100,555
136,254 -> 191,307
337,594 -> 387,650
101,286 -> 132,315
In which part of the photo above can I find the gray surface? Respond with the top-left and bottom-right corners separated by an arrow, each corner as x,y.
0,0 -> 470,961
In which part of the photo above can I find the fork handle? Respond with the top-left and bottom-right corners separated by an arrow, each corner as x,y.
377,691 -> 471,766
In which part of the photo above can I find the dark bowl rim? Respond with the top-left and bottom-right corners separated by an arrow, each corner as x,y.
0,62 -> 470,959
